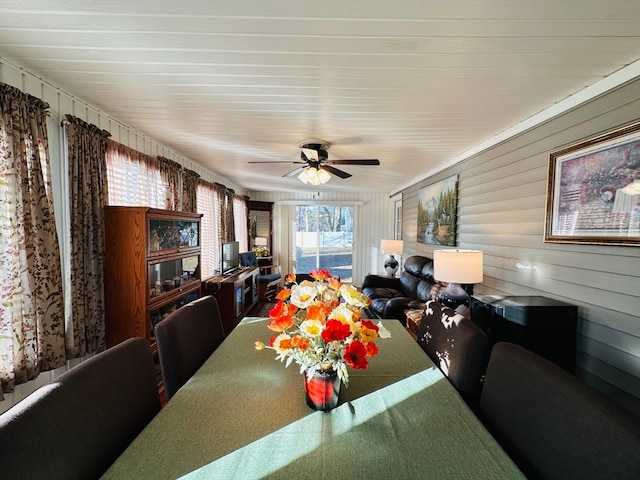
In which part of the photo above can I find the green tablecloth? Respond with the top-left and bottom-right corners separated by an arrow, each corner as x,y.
102,318 -> 524,479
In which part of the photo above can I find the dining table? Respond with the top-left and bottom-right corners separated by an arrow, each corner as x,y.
102,317 -> 525,479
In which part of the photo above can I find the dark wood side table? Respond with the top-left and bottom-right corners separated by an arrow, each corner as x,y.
470,295 -> 578,373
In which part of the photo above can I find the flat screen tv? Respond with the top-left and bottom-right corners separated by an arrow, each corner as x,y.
221,241 -> 240,275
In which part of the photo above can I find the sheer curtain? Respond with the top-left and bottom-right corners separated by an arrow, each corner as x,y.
105,140 -> 165,207
64,114 -> 111,357
233,194 -> 249,252
0,83 -> 66,399
198,179 -> 224,277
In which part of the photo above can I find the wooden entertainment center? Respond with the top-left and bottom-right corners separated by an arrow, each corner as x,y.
204,267 -> 259,335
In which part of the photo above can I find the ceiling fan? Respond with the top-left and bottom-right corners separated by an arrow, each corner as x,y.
248,139 -> 380,183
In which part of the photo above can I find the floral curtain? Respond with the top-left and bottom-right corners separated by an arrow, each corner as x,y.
157,156 -> 181,210
182,168 -> 200,213
64,115 -> 111,357
221,185 -> 236,242
0,83 -> 66,399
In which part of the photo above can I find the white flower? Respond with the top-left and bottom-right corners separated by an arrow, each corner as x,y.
289,285 -> 317,309
340,284 -> 370,308
300,319 -> 323,337
376,322 -> 392,339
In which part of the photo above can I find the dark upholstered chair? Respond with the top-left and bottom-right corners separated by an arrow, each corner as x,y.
479,342 -> 640,480
239,251 -> 281,300
417,300 -> 490,406
155,295 -> 225,400
0,337 -> 160,480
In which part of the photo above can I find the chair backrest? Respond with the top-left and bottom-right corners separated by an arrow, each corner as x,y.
417,300 -> 490,405
479,342 -> 640,480
0,337 -> 160,480
155,295 -> 225,400
239,251 -> 259,267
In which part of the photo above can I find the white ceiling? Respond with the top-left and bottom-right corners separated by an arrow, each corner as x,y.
1,0 -> 639,194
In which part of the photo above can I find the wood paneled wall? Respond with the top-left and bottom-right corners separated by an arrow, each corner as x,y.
401,79 -> 640,415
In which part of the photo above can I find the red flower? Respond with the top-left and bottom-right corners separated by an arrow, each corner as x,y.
321,319 -> 351,343
344,341 -> 369,369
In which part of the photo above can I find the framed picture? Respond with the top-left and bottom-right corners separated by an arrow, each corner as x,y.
544,120 -> 640,246
417,174 -> 458,246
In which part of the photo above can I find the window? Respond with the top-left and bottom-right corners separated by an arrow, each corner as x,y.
294,206 -> 354,283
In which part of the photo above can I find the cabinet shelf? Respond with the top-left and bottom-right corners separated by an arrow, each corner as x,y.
104,207 -> 202,347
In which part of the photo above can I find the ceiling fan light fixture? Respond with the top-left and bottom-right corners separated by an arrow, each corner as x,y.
317,168 -> 331,184
298,167 -> 331,186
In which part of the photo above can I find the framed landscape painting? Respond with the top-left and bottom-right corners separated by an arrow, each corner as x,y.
417,174 -> 458,246
544,120 -> 640,246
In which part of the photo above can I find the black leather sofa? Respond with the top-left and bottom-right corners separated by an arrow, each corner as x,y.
362,255 -> 441,322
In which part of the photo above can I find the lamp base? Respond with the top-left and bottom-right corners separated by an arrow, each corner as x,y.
384,254 -> 399,277
437,283 -> 470,310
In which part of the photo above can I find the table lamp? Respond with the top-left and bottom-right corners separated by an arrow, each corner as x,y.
254,236 -> 267,247
433,249 -> 483,310
381,239 -> 404,276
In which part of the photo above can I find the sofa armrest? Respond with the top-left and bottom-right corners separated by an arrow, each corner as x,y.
362,274 -> 402,291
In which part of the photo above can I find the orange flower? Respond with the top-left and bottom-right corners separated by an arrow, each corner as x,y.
276,288 -> 292,301
327,276 -> 342,291
267,314 -> 294,332
365,341 -> 379,357
285,272 -> 296,283
290,335 -> 310,350
306,304 -> 329,322
310,269 -> 331,281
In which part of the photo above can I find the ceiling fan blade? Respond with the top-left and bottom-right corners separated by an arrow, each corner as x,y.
322,165 -> 352,179
301,149 -> 318,161
326,159 -> 380,166
283,166 -> 306,177
248,161 -> 306,164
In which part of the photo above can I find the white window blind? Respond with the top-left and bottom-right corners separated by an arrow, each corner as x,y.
105,143 -> 165,207
197,180 -> 222,277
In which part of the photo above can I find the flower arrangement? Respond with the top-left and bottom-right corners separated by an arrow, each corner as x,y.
255,269 -> 390,386
253,245 -> 270,257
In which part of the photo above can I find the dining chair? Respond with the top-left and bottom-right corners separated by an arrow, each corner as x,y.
479,342 -> 640,480
154,295 -> 226,400
416,300 -> 490,406
0,337 -> 161,480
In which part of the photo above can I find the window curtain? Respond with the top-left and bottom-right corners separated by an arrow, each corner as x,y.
0,83 -> 66,399
105,140 -> 164,207
182,168 -> 200,213
223,186 -> 235,242
197,179 -> 223,277
64,115 -> 110,357
157,156 -> 181,210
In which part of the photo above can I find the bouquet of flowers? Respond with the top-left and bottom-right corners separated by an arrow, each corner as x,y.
254,269 -> 390,386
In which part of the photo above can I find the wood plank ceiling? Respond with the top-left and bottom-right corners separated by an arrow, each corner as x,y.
1,0 -> 639,193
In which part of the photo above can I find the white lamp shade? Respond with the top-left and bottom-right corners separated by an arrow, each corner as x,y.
434,249 -> 483,284
380,239 -> 403,255
254,237 -> 267,246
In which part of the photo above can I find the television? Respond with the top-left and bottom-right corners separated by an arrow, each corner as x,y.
221,241 -> 240,275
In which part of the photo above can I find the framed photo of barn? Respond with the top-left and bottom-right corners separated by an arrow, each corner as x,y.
544,120 -> 640,246
417,174 -> 458,246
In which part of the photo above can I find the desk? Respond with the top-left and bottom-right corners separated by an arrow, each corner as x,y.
102,319 -> 523,480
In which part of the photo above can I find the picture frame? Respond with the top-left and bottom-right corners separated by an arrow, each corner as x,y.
417,174 -> 458,246
544,120 -> 640,246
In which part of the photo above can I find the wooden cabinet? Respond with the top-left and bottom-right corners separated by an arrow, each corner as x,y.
204,267 -> 259,335
104,207 -> 202,347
